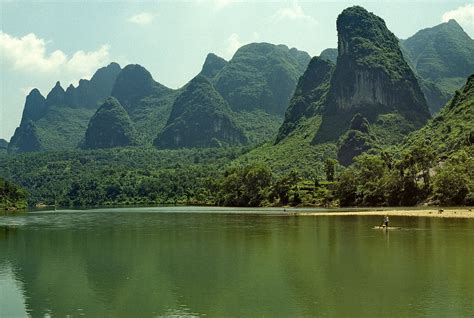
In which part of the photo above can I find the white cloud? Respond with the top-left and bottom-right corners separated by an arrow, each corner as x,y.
0,31 -> 110,80
0,32 -> 66,73
128,12 -> 156,25
442,4 -> 474,27
20,87 -> 35,96
192,0 -> 237,10
214,0 -> 236,9
226,33 -> 242,58
224,32 -> 260,59
66,45 -> 110,78
275,0 -> 316,23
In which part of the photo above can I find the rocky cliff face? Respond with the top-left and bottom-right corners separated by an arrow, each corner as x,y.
154,75 -> 247,149
83,97 -> 138,149
327,6 -> 429,123
270,6 -> 432,167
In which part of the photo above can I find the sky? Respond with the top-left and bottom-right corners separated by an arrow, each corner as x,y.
1,0 -> 473,141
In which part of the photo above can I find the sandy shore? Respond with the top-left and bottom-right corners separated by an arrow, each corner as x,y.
295,208 -> 474,219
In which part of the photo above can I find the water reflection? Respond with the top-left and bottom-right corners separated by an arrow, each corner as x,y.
0,212 -> 473,317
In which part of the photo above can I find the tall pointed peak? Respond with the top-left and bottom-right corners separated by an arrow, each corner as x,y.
46,81 -> 66,106
27,88 -> 44,98
200,53 -> 227,80
446,19 -> 461,27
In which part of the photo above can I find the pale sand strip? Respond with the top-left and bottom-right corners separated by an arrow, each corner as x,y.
295,209 -> 474,218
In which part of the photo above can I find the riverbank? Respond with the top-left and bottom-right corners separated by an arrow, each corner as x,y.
295,208 -> 474,218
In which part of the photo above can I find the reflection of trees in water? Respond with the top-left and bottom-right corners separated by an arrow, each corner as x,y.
4,214 -> 474,316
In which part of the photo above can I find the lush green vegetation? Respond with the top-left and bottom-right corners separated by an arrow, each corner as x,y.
0,177 -> 27,210
401,20 -> 474,82
336,145 -> 473,206
0,139 -> 7,154
9,44 -> 311,154
400,19 -> 474,113
404,75 -> 474,154
9,64 -> 121,152
83,97 -> 138,149
2,7 -> 472,209
276,56 -> 334,142
335,75 -> 474,206
110,64 -> 179,145
0,147 -> 247,207
214,42 -> 310,116
155,75 -> 247,149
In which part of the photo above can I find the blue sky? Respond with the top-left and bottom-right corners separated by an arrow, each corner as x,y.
1,0 -> 473,140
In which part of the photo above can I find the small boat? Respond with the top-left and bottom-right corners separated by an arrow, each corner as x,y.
372,226 -> 401,230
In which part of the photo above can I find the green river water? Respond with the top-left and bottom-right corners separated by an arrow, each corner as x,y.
1,207 -> 473,317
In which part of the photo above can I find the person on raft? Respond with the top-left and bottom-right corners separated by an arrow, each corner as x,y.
381,215 -> 389,228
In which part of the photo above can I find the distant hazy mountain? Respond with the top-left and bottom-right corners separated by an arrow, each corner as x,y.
319,48 -> 338,64
154,75 -> 247,149
400,20 -> 474,113
9,63 -> 122,152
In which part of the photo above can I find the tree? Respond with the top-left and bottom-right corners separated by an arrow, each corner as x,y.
324,159 -> 337,182
216,163 -> 272,207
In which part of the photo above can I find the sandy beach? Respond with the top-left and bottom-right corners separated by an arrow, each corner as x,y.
295,208 -> 474,218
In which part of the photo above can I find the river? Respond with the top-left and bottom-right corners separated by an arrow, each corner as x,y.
1,207 -> 473,317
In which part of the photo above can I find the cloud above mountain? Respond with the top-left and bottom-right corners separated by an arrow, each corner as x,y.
0,31 -> 110,79
442,4 -> 474,36
275,0 -> 315,23
128,12 -> 156,25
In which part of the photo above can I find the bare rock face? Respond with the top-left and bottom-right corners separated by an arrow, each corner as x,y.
274,6 -> 434,166
328,6 -> 430,123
